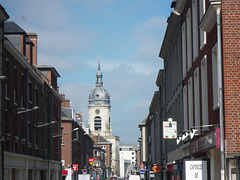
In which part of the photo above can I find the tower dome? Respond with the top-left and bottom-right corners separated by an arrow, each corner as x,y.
89,61 -> 110,105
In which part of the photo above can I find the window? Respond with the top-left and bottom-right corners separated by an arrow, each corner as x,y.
28,81 -> 32,102
182,22 -> 187,78
188,78 -> 193,128
94,116 -> 101,131
183,86 -> 188,130
212,44 -> 219,110
186,8 -> 192,71
192,0 -> 199,61
94,150 -> 98,156
20,94 -> 24,108
102,145 -> 106,149
5,83 -> 9,99
34,87 -> 39,106
14,89 -> 17,105
201,56 -> 209,128
199,0 -> 206,20
199,0 -> 206,49
75,131 -> 79,140
194,68 -> 200,128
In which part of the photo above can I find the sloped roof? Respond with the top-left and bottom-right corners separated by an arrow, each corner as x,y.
4,21 -> 27,34
61,108 -> 72,118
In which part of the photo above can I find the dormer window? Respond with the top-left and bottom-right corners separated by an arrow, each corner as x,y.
96,94 -> 100,98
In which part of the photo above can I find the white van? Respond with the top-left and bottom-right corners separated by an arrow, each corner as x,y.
128,175 -> 140,180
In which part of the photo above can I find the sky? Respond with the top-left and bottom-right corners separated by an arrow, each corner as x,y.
1,0 -> 172,144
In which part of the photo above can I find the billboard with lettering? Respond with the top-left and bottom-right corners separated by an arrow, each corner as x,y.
183,159 -> 208,180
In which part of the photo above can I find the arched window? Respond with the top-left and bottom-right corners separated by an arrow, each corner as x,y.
94,116 -> 101,131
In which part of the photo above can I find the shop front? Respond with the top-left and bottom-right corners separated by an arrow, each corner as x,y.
188,127 -> 221,180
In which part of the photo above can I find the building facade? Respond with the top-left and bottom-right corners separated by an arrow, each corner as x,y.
2,20 -> 63,180
156,0 -> 240,180
0,5 -> 9,179
119,144 -> 138,178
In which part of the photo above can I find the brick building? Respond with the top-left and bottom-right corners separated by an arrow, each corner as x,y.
61,95 -> 93,179
91,134 -> 112,179
1,19 -> 63,180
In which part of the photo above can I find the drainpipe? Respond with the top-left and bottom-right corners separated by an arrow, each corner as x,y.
216,7 -> 225,180
1,23 -> 6,180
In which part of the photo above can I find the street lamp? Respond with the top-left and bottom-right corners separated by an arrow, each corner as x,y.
52,132 -> 69,138
37,120 -> 55,128
72,128 -> 79,132
17,106 -> 39,114
0,76 -> 7,80
61,138 -> 77,146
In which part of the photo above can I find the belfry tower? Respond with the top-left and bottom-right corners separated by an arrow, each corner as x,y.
88,60 -> 112,136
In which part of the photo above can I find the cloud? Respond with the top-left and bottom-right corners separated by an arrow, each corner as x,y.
60,82 -> 93,123
130,16 -> 167,61
2,0 -> 167,144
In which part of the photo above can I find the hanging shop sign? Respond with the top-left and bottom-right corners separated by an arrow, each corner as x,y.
183,159 -> 208,180
163,121 -> 177,139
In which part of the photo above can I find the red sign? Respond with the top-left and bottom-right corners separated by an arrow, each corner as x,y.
88,158 -> 94,165
140,164 -> 144,170
62,170 -> 68,176
73,164 -> 78,171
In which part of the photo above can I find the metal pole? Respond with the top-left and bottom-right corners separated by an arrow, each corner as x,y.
217,7 -> 225,180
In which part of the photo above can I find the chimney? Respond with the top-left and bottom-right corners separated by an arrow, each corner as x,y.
76,113 -> 82,123
27,33 -> 37,65
61,94 -> 70,108
26,38 -> 33,65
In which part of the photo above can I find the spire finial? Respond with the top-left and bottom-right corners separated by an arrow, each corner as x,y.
98,56 -> 100,71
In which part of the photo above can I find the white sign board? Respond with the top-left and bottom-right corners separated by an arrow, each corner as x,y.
163,121 -> 177,139
184,160 -> 208,180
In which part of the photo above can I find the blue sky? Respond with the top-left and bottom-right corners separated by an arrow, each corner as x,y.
1,0 -> 172,144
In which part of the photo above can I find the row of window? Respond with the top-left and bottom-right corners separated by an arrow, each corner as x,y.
181,0 -> 218,131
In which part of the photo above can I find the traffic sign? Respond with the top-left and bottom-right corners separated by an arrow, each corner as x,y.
73,164 -> 78,171
140,164 -> 144,170
140,170 -> 145,174
88,158 -> 94,165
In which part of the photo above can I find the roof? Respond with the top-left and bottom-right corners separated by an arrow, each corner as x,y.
26,37 -> 34,45
61,108 -> 73,118
0,5 -> 10,20
93,134 -> 111,145
89,61 -> 110,106
36,65 -> 61,77
4,21 -> 27,35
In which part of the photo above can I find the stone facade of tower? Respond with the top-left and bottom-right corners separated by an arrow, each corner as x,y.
88,61 -> 112,136
88,61 -> 120,176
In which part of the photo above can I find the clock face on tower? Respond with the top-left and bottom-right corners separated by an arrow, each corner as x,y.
95,109 -> 100,114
